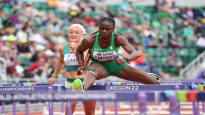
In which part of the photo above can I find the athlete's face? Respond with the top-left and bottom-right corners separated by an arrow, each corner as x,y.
99,21 -> 114,38
68,26 -> 84,43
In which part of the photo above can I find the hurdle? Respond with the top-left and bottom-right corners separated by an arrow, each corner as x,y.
0,82 -> 204,115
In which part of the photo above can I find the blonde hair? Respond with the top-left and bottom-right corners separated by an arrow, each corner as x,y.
68,24 -> 86,34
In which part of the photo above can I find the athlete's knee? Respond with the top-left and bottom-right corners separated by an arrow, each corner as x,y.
84,66 -> 98,78
85,70 -> 97,79
85,64 -> 107,80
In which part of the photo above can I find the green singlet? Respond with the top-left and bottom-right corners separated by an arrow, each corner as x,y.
89,32 -> 128,76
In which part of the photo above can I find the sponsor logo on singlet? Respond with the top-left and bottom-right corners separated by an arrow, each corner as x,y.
92,50 -> 118,62
64,53 -> 79,66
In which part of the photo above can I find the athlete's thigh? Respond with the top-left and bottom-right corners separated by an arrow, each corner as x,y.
87,63 -> 108,80
83,100 -> 96,115
118,66 -> 156,84
65,100 -> 77,113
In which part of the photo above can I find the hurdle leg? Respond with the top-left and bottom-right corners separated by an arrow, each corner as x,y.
101,100 -> 106,115
202,102 -> 205,113
192,102 -> 199,115
48,101 -> 54,115
0,102 -> 5,114
61,102 -> 64,112
1,94 -> 6,114
114,100 -> 119,115
130,101 -> 134,115
138,92 -> 147,115
12,94 -> 16,115
12,101 -> 16,115
65,100 -> 72,115
25,101 -> 29,115
154,91 -> 160,104
169,95 -> 181,115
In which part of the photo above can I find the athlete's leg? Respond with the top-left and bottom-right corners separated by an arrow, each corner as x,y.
119,66 -> 159,84
83,63 -> 108,89
81,63 -> 106,115
65,100 -> 77,115
83,100 -> 96,115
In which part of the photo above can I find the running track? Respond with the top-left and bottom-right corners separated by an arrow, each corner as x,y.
3,102 -> 205,115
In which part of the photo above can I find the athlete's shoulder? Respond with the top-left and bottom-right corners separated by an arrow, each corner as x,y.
85,32 -> 97,44
115,34 -> 126,45
114,32 -> 124,39
88,32 -> 98,39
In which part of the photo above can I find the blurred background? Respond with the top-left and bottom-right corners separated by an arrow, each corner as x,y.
0,0 -> 204,83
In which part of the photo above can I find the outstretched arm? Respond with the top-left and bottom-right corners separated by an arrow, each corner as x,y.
48,46 -> 64,84
117,36 -> 141,61
52,47 -> 64,78
76,36 -> 94,68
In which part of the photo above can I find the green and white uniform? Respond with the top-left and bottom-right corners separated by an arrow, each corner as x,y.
63,45 -> 83,89
90,32 -> 128,76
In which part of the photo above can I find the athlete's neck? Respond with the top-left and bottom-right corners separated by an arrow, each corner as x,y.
100,34 -> 112,40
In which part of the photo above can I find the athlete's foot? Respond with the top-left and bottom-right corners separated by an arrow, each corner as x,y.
147,73 -> 160,82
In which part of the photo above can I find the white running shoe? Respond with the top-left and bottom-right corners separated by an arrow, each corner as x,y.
148,73 -> 160,81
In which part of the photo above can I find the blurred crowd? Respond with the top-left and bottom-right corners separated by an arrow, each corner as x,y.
0,0 -> 204,82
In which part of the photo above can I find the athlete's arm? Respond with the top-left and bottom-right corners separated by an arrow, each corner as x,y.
116,36 -> 141,61
76,35 -> 94,68
52,46 -> 64,78
48,45 -> 64,84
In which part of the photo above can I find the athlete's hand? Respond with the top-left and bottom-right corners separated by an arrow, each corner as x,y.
48,77 -> 57,85
78,66 -> 86,73
116,56 -> 127,64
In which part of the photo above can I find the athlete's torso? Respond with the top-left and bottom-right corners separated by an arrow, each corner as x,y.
91,32 -> 120,62
63,45 -> 80,78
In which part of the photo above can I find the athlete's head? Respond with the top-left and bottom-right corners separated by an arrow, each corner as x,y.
68,24 -> 86,43
98,17 -> 115,38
